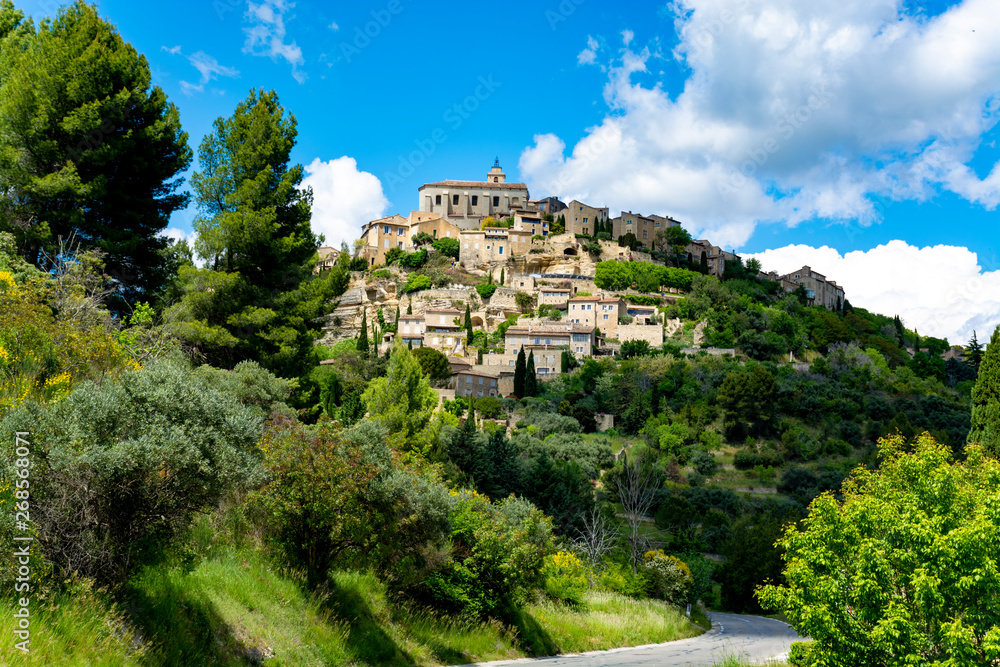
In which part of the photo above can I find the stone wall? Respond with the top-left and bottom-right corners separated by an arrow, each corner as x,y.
596,413 -> 615,433
617,324 -> 665,347
681,347 -> 736,356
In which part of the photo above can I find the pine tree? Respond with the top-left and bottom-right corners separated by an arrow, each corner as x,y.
969,331 -> 984,372
357,311 -> 369,357
513,346 -> 526,398
525,351 -> 538,397
968,326 -> 1000,457
483,430 -> 521,499
465,304 -> 473,345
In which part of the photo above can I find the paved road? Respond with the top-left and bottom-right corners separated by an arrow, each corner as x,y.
455,613 -> 799,667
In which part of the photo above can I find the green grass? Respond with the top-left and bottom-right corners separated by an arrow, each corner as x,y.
1,544 -> 703,666
522,591 -> 703,655
711,656 -> 790,667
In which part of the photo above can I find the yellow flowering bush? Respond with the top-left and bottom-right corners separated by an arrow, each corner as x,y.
541,550 -> 589,605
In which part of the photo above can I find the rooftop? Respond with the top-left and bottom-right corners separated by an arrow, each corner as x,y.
419,180 -> 528,190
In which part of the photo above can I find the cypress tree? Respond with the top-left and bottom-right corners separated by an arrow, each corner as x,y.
393,304 -> 400,332
357,311 -> 369,357
969,330 -> 983,372
561,351 -> 569,374
513,346 -> 526,398
500,267 -> 505,286
700,252 -> 709,274
477,347 -> 483,364
407,298 -> 413,315
483,430 -> 521,499
525,350 -> 538,397
465,304 -> 473,345
968,326 -> 1000,457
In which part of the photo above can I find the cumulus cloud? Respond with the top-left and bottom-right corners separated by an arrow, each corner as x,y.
244,0 -> 307,83
520,0 -> 1000,248
746,241 -> 1000,343
301,157 -> 389,248
162,47 -> 239,95
162,227 -> 197,247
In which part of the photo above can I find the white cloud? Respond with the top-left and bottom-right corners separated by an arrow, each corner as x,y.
520,0 -> 1000,248
162,48 -> 239,95
578,36 -> 599,65
329,21 -> 339,31
301,157 -> 389,248
621,29 -> 634,46
161,45 -> 182,55
162,227 -> 197,247
244,0 -> 307,83
746,241 -> 1000,343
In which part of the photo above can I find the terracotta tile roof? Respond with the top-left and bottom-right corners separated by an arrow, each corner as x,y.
419,180 -> 528,190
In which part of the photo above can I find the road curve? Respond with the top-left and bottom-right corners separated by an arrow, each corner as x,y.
453,612 -> 800,667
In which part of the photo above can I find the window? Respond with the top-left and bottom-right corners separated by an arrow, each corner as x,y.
452,194 -> 459,205
493,196 -> 500,207
433,229 -> 437,238
383,225 -> 390,233
604,314 -> 609,320
643,231 -> 648,239
498,246 -> 504,255
583,228 -> 588,235
583,218 -> 588,224
512,197 -> 519,205
384,239 -> 389,249
474,243 -> 479,249
509,360 -> 515,366
397,241 -> 404,248
472,195 -> 478,206
493,177 -> 498,182
435,194 -> 441,205
479,377 -> 484,385
397,227 -> 405,235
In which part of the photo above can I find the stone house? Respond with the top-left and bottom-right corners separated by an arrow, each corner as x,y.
452,368 -> 500,398
779,266 -> 845,310
418,160 -> 530,230
563,200 -> 610,236
458,227 -> 532,266
505,323 -> 595,358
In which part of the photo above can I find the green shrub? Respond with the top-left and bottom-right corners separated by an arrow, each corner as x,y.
373,269 -> 392,279
0,360 -> 265,586
596,562 -> 648,598
476,283 -> 498,299
403,274 -> 432,293
541,551 -> 588,605
422,492 -> 552,619
789,641 -> 816,666
642,550 -> 693,605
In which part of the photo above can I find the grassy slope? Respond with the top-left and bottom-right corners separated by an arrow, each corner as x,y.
0,544 -> 702,666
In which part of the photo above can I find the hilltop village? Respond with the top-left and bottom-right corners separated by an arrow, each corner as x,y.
318,160 -> 847,398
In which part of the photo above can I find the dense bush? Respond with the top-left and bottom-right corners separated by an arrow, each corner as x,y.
642,550 -> 692,605
402,274 -> 432,293
542,551 -> 588,605
0,360 -> 265,586
422,491 -> 552,619
475,283 -> 498,299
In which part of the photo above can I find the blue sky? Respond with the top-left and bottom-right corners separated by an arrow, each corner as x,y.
15,0 -> 1000,342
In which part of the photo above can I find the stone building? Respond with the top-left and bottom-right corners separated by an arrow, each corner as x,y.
686,240 -> 739,277
505,323 -> 595,357
452,367 -> 500,398
567,296 -> 601,328
417,159 -> 530,230
458,228 -> 532,266
397,314 -> 425,347
779,265 -> 845,310
563,200 -> 610,236
611,211 -> 681,248
359,211 -> 461,266
422,308 -> 463,351
513,209 -> 550,237
538,287 -> 572,308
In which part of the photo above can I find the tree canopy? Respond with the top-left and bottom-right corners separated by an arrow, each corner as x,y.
0,1 -> 192,308
760,434 -> 1000,666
